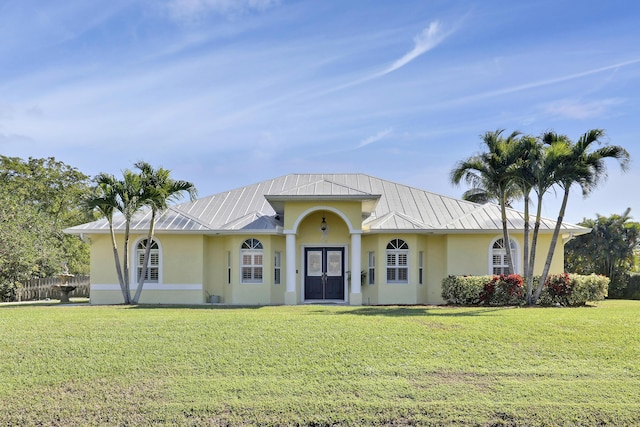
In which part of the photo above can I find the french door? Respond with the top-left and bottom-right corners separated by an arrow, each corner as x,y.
304,247 -> 344,300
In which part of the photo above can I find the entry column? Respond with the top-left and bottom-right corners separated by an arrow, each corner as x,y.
285,231 -> 297,305
350,231 -> 362,305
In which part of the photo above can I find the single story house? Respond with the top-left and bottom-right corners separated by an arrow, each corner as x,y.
65,173 -> 588,305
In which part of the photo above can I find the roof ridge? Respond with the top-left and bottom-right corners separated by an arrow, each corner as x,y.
273,177 -> 372,196
366,210 -> 431,229
437,202 -> 491,228
166,205 -> 215,230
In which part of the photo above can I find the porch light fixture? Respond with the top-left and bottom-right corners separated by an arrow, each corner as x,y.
320,215 -> 327,231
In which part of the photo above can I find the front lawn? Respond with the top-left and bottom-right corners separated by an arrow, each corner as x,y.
1,301 -> 639,425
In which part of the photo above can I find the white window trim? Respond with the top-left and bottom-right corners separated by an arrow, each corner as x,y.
488,236 -> 520,275
241,238 -> 264,284
386,239 -> 409,284
418,251 -> 424,285
132,237 -> 162,287
368,251 -> 375,285
274,251 -> 281,285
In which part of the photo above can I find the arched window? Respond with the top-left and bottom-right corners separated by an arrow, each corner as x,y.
386,238 -> 409,284
136,239 -> 160,283
241,238 -> 263,283
490,238 -> 518,275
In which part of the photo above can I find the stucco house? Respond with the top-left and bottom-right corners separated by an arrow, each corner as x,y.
65,173 -> 588,305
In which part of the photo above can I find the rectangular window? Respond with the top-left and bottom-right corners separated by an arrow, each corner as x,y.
368,252 -> 375,285
137,251 -> 159,283
419,251 -> 423,285
492,252 -> 508,275
274,252 -> 281,285
241,251 -> 263,283
227,251 -> 231,284
386,251 -> 409,284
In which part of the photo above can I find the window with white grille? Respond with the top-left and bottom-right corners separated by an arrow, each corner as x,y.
241,238 -> 263,284
136,239 -> 159,283
490,238 -> 518,275
386,238 -> 409,284
274,251 -> 281,285
368,251 -> 375,285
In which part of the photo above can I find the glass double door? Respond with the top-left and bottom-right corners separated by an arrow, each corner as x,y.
304,247 -> 344,300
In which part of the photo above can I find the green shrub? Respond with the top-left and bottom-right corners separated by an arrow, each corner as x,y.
441,275 -> 491,305
626,274 -> 640,300
480,274 -> 525,306
568,274 -> 609,306
538,274 -> 609,306
0,281 -> 17,302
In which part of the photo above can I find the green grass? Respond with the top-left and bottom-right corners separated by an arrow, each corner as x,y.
1,301 -> 639,426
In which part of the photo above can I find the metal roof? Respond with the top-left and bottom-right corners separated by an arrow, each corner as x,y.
65,173 -> 589,235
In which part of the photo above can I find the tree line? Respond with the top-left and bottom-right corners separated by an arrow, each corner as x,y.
451,129 -> 630,305
565,209 -> 640,298
0,156 -> 92,300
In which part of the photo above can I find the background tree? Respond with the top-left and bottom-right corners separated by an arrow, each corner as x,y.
565,208 -> 640,297
0,156 -> 91,300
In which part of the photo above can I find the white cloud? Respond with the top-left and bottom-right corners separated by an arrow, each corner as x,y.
319,20 -> 457,96
380,21 -> 450,76
544,98 -> 623,119
358,128 -> 393,148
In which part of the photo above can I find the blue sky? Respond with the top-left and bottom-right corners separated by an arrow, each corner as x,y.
1,0 -> 639,224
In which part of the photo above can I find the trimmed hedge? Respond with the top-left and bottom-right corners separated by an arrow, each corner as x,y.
441,275 -> 491,305
442,273 -> 610,306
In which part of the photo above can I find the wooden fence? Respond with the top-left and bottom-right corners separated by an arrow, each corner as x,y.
15,275 -> 90,302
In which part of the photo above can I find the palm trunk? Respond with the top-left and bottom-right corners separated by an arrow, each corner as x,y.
500,196 -> 515,275
109,223 -> 128,304
527,193 -> 544,305
123,221 -> 131,304
132,210 -> 156,304
523,193 -> 530,282
533,186 -> 570,303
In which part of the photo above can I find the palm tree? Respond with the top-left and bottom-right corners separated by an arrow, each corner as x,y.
85,173 -> 128,303
131,162 -> 197,304
116,169 -> 145,303
451,129 -> 523,275
507,135 -> 541,292
523,133 -> 572,304
532,129 -> 630,303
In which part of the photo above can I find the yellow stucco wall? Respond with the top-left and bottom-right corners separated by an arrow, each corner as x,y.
85,211 -> 567,306
444,232 -> 563,277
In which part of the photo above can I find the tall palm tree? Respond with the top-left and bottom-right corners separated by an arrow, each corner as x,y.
85,173 -> 128,303
532,129 -> 630,303
131,162 -> 197,304
508,135 -> 541,290
451,129 -> 523,275
524,133 -> 572,304
116,169 -> 145,303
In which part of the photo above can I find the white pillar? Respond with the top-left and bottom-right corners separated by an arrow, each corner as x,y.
350,232 -> 362,305
285,232 -> 297,305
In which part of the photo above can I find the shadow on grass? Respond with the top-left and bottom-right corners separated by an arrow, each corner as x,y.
311,305 -> 506,317
0,298 -> 90,308
126,304 -> 265,310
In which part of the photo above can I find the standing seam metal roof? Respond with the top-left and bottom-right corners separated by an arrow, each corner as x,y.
65,173 -> 588,235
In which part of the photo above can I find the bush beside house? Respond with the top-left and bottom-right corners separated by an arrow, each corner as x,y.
442,274 -> 609,307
